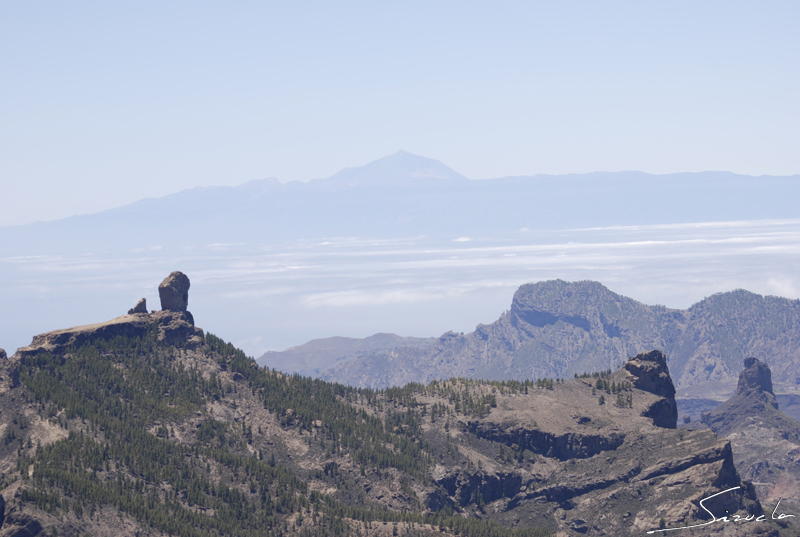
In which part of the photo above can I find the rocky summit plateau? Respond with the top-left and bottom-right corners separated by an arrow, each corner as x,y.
0,273 -> 796,536
260,279 -> 800,392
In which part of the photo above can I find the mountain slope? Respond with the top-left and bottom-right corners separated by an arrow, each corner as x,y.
3,152 -> 799,256
0,273 -> 785,536
268,280 -> 800,389
259,333 -> 436,377
700,358 -> 800,519
320,150 -> 469,187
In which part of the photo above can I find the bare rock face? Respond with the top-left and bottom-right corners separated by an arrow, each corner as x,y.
737,357 -> 778,406
159,271 -> 190,312
15,272 -> 202,359
127,298 -> 148,315
622,350 -> 678,428
702,358 -> 792,437
0,348 -> 6,360
701,357 -> 800,521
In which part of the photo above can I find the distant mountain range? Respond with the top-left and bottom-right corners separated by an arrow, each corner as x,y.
259,332 -> 436,378
3,150 -> 800,255
259,280 -> 800,390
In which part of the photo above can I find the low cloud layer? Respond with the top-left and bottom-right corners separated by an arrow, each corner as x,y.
2,218 -> 798,357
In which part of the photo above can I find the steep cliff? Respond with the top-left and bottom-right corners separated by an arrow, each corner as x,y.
0,277 -> 793,536
285,280 -> 800,391
697,358 -> 800,522
702,358 -> 798,439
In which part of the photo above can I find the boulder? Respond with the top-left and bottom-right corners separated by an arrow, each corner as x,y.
0,348 -> 6,360
127,298 -> 148,315
159,271 -> 190,312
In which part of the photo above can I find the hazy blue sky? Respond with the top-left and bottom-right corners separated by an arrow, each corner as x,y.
2,1 -> 798,227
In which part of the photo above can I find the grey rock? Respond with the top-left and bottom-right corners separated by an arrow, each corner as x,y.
127,298 -> 148,315
0,512 -> 42,537
737,357 -> 777,406
569,518 -> 589,534
16,274 -> 203,359
469,420 -> 625,461
308,280 -> 800,391
0,348 -> 6,360
622,350 -> 678,428
701,358 -> 797,439
158,271 -> 190,312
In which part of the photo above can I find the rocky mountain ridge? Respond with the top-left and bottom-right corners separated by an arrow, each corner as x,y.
697,358 -> 800,523
261,280 -> 800,390
4,152 -> 800,257
0,273 -> 792,536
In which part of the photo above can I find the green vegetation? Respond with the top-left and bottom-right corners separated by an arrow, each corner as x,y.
7,326 -> 551,536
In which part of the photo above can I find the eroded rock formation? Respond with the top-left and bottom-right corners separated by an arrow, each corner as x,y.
738,356 -> 779,406
423,354 -> 767,535
699,357 -> 800,525
15,272 -> 202,358
127,298 -> 148,315
295,280 -> 800,392
701,357 -> 789,436
158,271 -> 190,312
621,349 -> 678,428
0,274 -> 783,537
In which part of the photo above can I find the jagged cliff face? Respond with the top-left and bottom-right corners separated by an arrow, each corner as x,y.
701,358 -> 793,437
621,350 -> 678,429
304,280 -> 800,391
0,277 -> 789,536
318,281 -> 674,388
699,358 -> 800,522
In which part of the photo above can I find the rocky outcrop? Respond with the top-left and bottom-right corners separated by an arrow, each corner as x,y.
702,357 -> 798,439
150,310 -> 201,345
159,271 -> 190,312
127,298 -> 147,315
431,469 -> 523,508
0,511 -> 41,537
698,357 -> 800,526
469,421 -> 625,460
417,360 -> 773,535
0,349 -> 6,360
15,273 -> 202,359
738,357 -> 779,407
15,315 -> 152,358
15,311 -> 203,359
286,280 -> 800,392
0,287 -> 778,537
621,350 -> 678,428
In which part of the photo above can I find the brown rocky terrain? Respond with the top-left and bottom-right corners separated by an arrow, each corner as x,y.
264,280 -> 800,391
698,358 -> 800,520
0,274 -> 796,536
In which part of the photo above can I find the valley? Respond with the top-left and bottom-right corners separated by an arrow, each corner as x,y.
1,273 -> 796,536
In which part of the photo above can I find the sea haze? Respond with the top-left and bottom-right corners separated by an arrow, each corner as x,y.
1,152 -> 799,357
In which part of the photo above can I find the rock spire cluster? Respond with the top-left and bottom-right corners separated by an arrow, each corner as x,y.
127,271 -> 191,315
